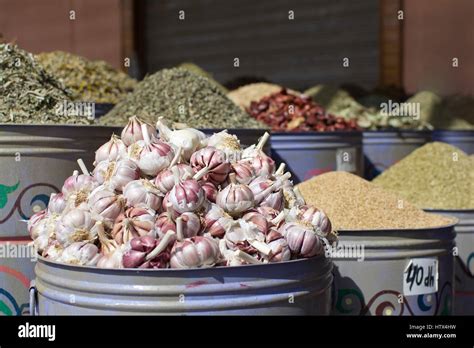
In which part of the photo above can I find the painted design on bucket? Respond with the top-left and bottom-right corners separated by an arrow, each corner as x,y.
0,183 -> 59,225
467,253 -> 474,276
0,265 -> 31,316
336,281 -> 452,316
0,181 -> 20,209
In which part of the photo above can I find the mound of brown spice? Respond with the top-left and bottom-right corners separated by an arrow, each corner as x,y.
297,171 -> 455,230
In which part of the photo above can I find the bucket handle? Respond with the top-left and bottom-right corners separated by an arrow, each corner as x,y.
29,280 -> 38,316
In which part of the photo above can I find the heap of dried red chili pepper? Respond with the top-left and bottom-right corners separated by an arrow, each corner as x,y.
247,89 -> 359,132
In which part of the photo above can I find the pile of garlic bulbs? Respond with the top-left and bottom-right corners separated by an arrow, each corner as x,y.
28,116 -> 336,269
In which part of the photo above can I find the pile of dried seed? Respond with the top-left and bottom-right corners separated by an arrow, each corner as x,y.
297,171 -> 454,230
227,83 -> 300,110
247,89 -> 359,132
37,51 -> 136,104
100,68 -> 264,129
0,44 -> 90,125
373,142 -> 474,209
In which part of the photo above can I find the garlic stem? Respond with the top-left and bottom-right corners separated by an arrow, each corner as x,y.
145,230 -> 176,261
275,163 -> 286,176
228,173 -> 237,185
250,240 -> 272,256
176,217 -> 184,241
193,166 -> 209,181
256,132 -> 270,151
169,147 -> 182,167
171,166 -> 180,185
77,158 -> 90,176
234,250 -> 261,264
73,170 -> 79,176
141,123 -> 151,144
293,186 -> 306,205
165,203 -> 173,221
271,211 -> 286,226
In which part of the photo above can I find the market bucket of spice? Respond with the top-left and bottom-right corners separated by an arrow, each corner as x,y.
245,89 -> 363,183
297,172 -> 457,315
28,116 -> 336,315
362,130 -> 432,179
373,142 -> 474,315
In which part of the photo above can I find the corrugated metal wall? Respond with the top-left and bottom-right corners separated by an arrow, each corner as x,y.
142,0 -> 380,90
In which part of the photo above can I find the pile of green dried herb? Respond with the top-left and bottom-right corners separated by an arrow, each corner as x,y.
0,44 -> 90,125
100,68 -> 264,128
178,62 -> 228,94
373,142 -> 474,210
37,51 -> 136,104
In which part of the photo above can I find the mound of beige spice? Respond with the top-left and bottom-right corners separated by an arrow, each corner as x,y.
373,142 -> 474,210
297,171 -> 455,230
227,83 -> 300,110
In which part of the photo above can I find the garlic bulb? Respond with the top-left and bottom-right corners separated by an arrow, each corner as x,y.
55,209 -> 96,247
123,231 -> 175,269
231,161 -> 255,185
206,130 -> 242,161
28,210 -> 48,236
95,134 -> 127,165
42,240 -> 64,260
241,132 -> 275,176
249,172 -> 291,206
111,207 -> 155,244
216,173 -> 254,217
30,213 -> 59,253
242,211 -> 269,235
224,220 -> 267,256
169,178 -> 205,213
128,124 -> 174,176
204,204 -> 234,238
88,186 -> 125,222
61,171 -> 98,201
153,204 -> 177,238
191,146 -> 231,184
263,229 -> 291,263
123,179 -> 162,211
121,116 -> 156,146
96,222 -> 124,268
47,193 -> 67,214
93,159 -> 139,192
59,241 -> 100,266
154,164 -> 194,194
279,222 -> 324,258
157,118 -> 206,160
288,205 -> 332,237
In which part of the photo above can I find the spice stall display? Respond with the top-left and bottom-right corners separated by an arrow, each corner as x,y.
100,68 -> 264,129
227,83 -> 300,110
28,116 -> 336,314
244,88 -> 362,182
373,142 -> 474,314
37,51 -> 137,105
297,172 -> 457,316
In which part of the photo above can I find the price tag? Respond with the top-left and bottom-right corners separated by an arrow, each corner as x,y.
336,148 -> 357,173
403,258 -> 438,296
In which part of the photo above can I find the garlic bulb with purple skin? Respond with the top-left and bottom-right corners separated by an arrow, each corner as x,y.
94,134 -> 127,165
200,181 -> 218,203
170,217 -> 220,269
30,213 -> 59,254
42,240 -> 63,260
157,118 -> 206,160
242,211 -> 269,235
47,192 -> 67,214
55,209 -> 96,247
191,146 -> 231,185
288,205 -> 332,238
216,173 -> 254,217
203,204 -> 233,238
59,241 -> 100,266
224,220 -> 269,257
28,210 -> 48,236
61,170 -> 98,201
206,130 -> 242,161
249,172 -> 291,206
263,229 -> 291,263
241,132 -> 275,176
153,204 -> 177,237
121,116 -> 156,146
112,207 -> 156,245
93,159 -> 139,192
279,222 -> 324,258
169,178 -> 205,214
231,161 -> 255,185
123,179 -> 162,211
154,164 -> 194,194
96,222 -> 124,268
88,186 -> 125,222
128,124 -> 174,176
123,231 -> 175,269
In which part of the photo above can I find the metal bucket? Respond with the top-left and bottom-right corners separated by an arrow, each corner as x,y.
426,210 -> 474,315
31,256 -> 332,315
270,132 -> 363,184
432,130 -> 474,154
363,130 -> 432,179
331,223 -> 456,316
0,239 -> 36,316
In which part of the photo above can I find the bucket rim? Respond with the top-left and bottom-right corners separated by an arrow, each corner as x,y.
423,208 -> 474,213
362,129 -> 433,135
270,130 -> 363,136
36,253 -> 330,273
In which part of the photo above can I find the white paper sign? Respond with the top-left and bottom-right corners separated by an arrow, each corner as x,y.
403,258 -> 438,296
